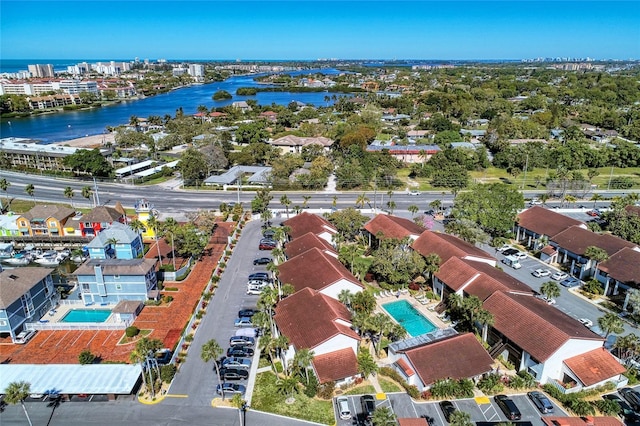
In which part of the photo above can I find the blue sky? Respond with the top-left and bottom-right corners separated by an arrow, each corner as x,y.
1,1 -> 638,60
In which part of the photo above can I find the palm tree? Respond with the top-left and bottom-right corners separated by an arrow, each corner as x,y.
423,253 -> 441,284
354,193 -> 369,210
63,186 -> 75,208
332,195 -> 338,210
540,280 -> 561,302
449,409 -> 473,426
201,339 -> 224,398
279,195 -> 291,219
371,406 -> 397,426
368,313 -> 393,356
302,195 -> 311,209
0,178 -> 10,211
292,348 -> 315,384
275,376 -> 299,397
128,219 -> 146,236
408,204 -> 419,218
598,312 -> 624,339
584,246 -> 609,274
429,199 -> 442,213
564,194 -> 577,208
386,200 -> 396,214
129,337 -> 162,398
4,381 -> 33,426
81,185 -> 93,206
24,183 -> 35,204
590,193 -> 603,209
338,289 -> 353,307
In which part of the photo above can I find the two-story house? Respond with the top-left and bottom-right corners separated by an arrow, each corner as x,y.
16,205 -> 75,237
79,205 -> 126,237
0,267 -> 56,343
282,212 -> 337,245
86,222 -> 143,260
74,258 -> 158,304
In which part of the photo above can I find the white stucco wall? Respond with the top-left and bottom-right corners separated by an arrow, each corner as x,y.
320,279 -> 362,300
312,334 -> 358,357
537,338 -> 604,384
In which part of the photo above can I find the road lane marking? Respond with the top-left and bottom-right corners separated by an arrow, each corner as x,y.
165,394 -> 189,398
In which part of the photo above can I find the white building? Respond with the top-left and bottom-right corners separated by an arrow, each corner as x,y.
28,64 -> 55,78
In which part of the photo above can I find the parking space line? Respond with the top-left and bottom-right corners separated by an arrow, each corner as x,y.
433,402 -> 444,425
478,401 -> 500,421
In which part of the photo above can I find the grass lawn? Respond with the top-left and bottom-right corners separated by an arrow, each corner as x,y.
342,384 -> 376,395
251,372 -> 334,425
378,378 -> 402,393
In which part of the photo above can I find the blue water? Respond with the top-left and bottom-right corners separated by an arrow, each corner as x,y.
382,300 -> 437,337
61,309 -> 111,323
0,67 -> 347,143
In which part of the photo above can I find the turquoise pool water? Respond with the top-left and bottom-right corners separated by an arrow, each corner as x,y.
61,309 -> 111,323
382,300 -> 437,337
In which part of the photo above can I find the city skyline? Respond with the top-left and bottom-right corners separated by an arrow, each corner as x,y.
1,1 -> 638,60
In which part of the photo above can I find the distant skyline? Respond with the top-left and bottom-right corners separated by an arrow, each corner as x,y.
1,1 -> 639,60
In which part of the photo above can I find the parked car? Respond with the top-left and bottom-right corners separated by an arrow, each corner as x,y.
502,248 -> 519,257
238,309 -> 257,318
15,330 -> 36,344
226,347 -> 254,358
532,269 -> 551,278
603,394 -> 640,422
513,251 -> 528,260
494,395 -> 521,421
229,336 -> 255,347
218,368 -> 249,380
216,383 -> 246,395
496,244 -> 512,253
262,229 -> 276,238
246,286 -> 264,295
247,279 -> 270,287
258,242 -> 276,250
620,388 -> 640,412
222,357 -> 252,369
502,255 -> 522,269
530,198 -> 543,205
249,272 -> 270,281
527,391 -> 554,414
234,317 -> 254,327
155,349 -> 173,365
561,277 -> 581,288
579,318 -> 593,327
536,295 -> 556,305
360,395 -> 376,422
253,257 -> 271,265
336,396 -> 352,420
586,209 -> 601,217
439,400 -> 457,422
551,271 -> 569,281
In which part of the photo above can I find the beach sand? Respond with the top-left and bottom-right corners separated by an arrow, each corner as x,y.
52,133 -> 115,148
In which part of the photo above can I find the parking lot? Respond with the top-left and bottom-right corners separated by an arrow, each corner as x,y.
334,392 -> 563,426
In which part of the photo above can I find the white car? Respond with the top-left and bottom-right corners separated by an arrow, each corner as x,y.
496,244 -> 512,253
15,329 -> 36,344
535,295 -> 556,305
530,198 -> 543,205
532,269 -> 551,278
579,318 -> 593,328
551,271 -> 568,281
514,251 -> 528,260
408,190 -> 421,196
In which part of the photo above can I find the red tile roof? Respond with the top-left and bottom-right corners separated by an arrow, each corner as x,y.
551,226 -> 636,257
598,247 -> 640,286
403,333 -> 493,386
625,205 -> 640,217
434,257 -> 480,292
483,292 -> 602,362
541,416 -> 623,426
395,357 -> 415,377
274,288 -> 360,350
278,247 -> 362,293
517,206 -> 584,237
541,245 -> 557,255
312,348 -> 359,384
564,348 -> 626,387
80,206 -> 125,224
284,232 -> 336,259
412,231 -> 495,265
398,419 -> 429,426
460,259 -> 534,301
283,212 -> 337,240
364,214 -> 425,240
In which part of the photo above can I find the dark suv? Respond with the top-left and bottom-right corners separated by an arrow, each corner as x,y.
495,394 -> 521,421
620,388 -> 640,411
360,394 -> 376,423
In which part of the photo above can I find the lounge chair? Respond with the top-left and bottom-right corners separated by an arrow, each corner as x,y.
418,298 -> 430,305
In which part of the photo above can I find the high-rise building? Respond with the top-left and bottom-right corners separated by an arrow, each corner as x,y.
188,64 -> 205,77
27,64 -> 55,78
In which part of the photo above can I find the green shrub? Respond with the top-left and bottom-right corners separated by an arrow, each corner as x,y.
304,371 -> 319,397
162,295 -> 174,303
78,349 -> 96,365
184,334 -> 194,342
406,385 -> 420,399
593,398 -> 621,416
164,287 -> 179,292
478,374 -> 504,395
626,368 -> 639,385
126,326 -> 140,338
160,364 -> 177,383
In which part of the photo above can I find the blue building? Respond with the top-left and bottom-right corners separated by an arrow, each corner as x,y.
0,267 -> 56,343
86,222 -> 143,260
74,258 -> 158,304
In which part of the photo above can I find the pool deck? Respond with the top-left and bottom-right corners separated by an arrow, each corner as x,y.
376,292 -> 450,330
44,304 -> 116,324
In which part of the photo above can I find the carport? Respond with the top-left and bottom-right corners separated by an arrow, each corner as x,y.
0,364 -> 141,400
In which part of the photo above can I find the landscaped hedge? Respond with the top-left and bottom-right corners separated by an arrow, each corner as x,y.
378,366 -> 420,398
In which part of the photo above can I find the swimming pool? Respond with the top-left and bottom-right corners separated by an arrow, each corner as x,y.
382,300 -> 437,337
61,309 -> 112,323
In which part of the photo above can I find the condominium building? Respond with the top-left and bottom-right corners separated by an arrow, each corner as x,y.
28,64 -> 55,78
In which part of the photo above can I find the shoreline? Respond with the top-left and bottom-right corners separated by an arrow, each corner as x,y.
51,133 -> 115,148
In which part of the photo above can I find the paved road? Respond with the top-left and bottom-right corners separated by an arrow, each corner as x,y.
168,219 -> 268,405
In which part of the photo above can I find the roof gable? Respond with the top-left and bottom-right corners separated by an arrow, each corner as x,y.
22,205 -> 75,222
80,206 -> 125,224
0,268 -> 53,309
284,232 -> 336,259
598,247 -> 640,286
517,206 -> 584,237
312,348 -> 358,384
364,214 -> 425,240
483,291 -> 602,362
278,247 -> 361,293
412,231 -> 494,264
274,288 -> 359,350
74,258 -> 156,276
283,212 -> 337,240
564,348 -> 626,387
460,259 -> 534,301
404,333 -> 493,386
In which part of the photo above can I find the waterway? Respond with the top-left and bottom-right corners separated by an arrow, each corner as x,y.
0,68 -> 347,143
